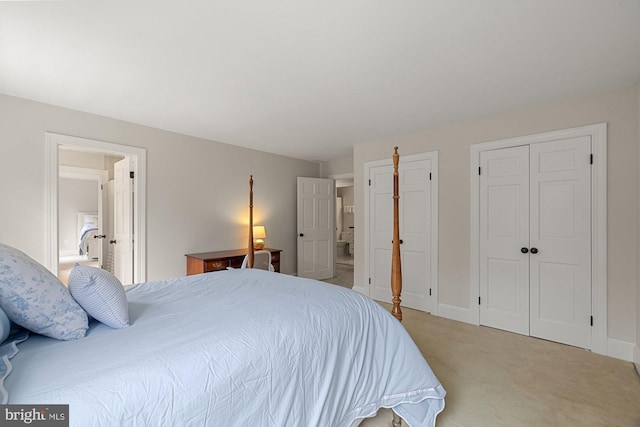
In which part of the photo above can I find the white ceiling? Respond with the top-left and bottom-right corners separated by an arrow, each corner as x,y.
1,1 -> 639,162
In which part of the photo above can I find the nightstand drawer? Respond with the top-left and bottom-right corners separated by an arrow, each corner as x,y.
186,248 -> 282,275
205,260 -> 228,272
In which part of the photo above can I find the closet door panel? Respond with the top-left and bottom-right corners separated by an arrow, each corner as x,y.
529,137 -> 592,349
479,146 -> 530,335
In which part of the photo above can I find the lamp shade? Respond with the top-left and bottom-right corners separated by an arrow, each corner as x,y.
253,226 -> 266,239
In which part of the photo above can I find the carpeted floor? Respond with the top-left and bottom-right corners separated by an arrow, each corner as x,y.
337,254 -> 354,266
323,265 -> 640,426
57,255 -> 99,285
323,262 -> 354,289
359,306 -> 640,427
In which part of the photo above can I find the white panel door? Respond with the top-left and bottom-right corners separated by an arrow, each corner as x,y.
479,146 -> 530,335
95,174 -> 107,267
113,158 -> 133,285
369,164 -> 394,304
398,158 -> 432,312
369,157 -> 433,312
297,177 -> 335,280
479,137 -> 592,348
529,137 -> 592,348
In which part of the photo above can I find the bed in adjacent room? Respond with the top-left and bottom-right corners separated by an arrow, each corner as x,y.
77,213 -> 99,259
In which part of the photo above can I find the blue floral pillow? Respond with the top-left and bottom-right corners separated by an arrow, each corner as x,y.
0,306 -> 9,343
0,244 -> 88,340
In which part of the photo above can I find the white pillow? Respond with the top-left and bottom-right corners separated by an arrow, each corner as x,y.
0,307 -> 10,343
68,265 -> 129,329
0,243 -> 88,340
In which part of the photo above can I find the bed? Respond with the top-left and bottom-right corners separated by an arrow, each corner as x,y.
0,148 -> 445,426
78,214 -> 99,259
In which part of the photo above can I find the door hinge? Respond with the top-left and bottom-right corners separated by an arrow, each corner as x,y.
429,172 -> 432,181
368,179 -> 371,186
368,277 -> 371,284
429,288 -> 432,296
478,296 -> 481,305
590,316 -> 593,326
478,166 -> 481,175
130,171 -> 135,179
100,184 -> 103,190
590,154 -> 593,164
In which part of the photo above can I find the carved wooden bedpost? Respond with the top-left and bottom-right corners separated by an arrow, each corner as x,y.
391,147 -> 403,426
391,147 -> 403,322
247,175 -> 255,268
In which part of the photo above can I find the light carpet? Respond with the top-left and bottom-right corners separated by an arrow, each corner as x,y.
323,266 -> 640,426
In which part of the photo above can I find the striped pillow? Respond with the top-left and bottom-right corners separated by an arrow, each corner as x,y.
68,265 -> 129,329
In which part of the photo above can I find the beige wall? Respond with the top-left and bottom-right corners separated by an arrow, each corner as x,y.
59,149 -> 106,170
637,79 -> 640,364
322,153 -> 354,178
354,86 -> 638,347
0,94 -> 320,279
58,178 -> 98,256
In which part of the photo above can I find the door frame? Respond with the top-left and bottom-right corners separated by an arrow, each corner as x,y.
362,151 -> 439,314
45,132 -> 147,283
469,123 -> 607,355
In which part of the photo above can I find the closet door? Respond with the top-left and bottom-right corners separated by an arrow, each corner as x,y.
529,137 -> 592,349
480,137 -> 592,349
479,146 -> 530,335
369,163 -> 394,305
398,157 -> 432,312
368,156 -> 434,312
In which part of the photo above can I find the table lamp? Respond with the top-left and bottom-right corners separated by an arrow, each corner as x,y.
253,226 -> 266,250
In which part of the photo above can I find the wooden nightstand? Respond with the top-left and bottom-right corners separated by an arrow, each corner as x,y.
185,248 -> 281,275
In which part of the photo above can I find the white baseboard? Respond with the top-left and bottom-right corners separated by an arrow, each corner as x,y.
607,338 -> 634,362
633,344 -> 639,364
437,303 -> 474,325
434,306 -> 635,362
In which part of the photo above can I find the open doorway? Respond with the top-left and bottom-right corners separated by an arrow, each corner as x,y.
45,133 -> 147,285
57,151 -> 123,284
323,173 -> 354,289
336,184 -> 354,266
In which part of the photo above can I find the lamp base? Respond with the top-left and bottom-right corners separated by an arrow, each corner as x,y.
254,239 -> 265,250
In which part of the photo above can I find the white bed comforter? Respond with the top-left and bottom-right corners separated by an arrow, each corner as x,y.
7,269 -> 445,426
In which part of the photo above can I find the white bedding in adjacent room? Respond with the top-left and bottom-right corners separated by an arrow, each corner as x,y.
7,269 -> 445,427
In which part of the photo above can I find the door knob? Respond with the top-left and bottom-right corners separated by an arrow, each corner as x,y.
109,240 -> 117,244
530,247 -> 538,254
94,235 -> 106,239
299,233 -> 304,237
521,247 -> 529,253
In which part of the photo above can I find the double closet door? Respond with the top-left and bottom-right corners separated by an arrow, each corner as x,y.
368,153 -> 436,314
479,136 -> 592,349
